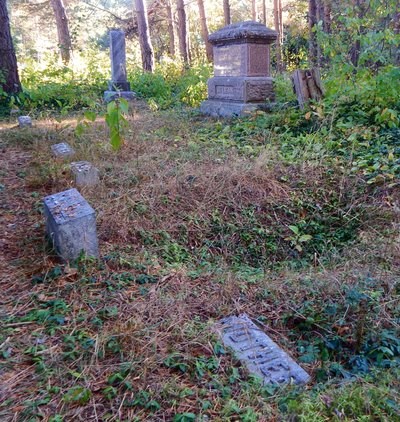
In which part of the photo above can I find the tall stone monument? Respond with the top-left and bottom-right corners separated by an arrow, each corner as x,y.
201,21 -> 277,117
104,30 -> 136,102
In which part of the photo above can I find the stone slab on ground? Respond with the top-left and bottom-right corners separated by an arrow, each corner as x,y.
215,313 -> 310,385
51,142 -> 75,158
18,116 -> 32,128
43,188 -> 99,261
70,161 -> 99,187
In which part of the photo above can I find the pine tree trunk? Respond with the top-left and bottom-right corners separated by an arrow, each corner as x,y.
176,0 -> 189,64
262,0 -> 266,25
197,0 -> 212,61
135,0 -> 155,72
252,0 -> 256,20
0,0 -> 21,94
223,0 -> 231,25
308,0 -> 318,66
50,0 -> 72,64
274,0 -> 283,71
165,0 -> 176,57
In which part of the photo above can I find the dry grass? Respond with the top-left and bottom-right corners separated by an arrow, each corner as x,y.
0,106 -> 399,421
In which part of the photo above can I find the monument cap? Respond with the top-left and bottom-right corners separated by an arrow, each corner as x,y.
209,21 -> 278,46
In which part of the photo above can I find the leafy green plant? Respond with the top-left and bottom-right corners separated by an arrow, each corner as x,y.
62,386 -> 92,405
105,98 -> 129,150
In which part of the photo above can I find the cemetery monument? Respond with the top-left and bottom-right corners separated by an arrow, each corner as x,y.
104,30 -> 136,102
201,21 -> 277,117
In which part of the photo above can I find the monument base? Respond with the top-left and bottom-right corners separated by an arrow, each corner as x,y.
200,100 -> 274,118
103,90 -> 136,103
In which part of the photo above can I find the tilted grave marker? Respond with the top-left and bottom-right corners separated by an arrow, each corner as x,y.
70,161 -> 99,187
18,116 -> 32,128
201,21 -> 277,117
215,313 -> 310,385
51,142 -> 75,159
43,188 -> 99,261
104,30 -> 136,102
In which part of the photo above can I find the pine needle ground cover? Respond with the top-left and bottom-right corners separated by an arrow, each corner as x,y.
0,102 -> 399,421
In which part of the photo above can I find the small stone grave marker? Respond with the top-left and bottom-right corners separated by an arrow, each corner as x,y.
43,188 -> 99,261
215,313 -> 310,385
51,142 -> 75,159
18,116 -> 32,128
70,161 -> 100,187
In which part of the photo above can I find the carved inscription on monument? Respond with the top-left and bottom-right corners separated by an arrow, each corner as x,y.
214,45 -> 244,77
215,314 -> 310,385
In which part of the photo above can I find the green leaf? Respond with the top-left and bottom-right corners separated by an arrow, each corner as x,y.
119,98 -> 129,114
173,413 -> 196,422
84,111 -> 96,122
288,225 -> 299,235
63,386 -> 92,405
299,234 -> 312,242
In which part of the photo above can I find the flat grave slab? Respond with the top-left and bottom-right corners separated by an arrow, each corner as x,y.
51,142 -> 75,159
18,116 -> 32,128
43,188 -> 99,261
215,313 -> 310,385
70,161 -> 100,187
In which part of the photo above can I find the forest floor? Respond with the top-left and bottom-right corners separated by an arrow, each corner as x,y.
0,103 -> 399,421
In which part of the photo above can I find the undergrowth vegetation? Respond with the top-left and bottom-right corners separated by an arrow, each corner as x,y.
1,48 -> 400,421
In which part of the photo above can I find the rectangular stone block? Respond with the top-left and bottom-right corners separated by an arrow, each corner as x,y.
213,43 -> 270,77
18,116 -> 32,128
200,100 -> 273,117
207,77 -> 274,103
70,161 -> 99,187
51,142 -> 75,159
215,314 -> 310,385
110,30 -> 128,83
103,91 -> 136,103
43,188 -> 99,261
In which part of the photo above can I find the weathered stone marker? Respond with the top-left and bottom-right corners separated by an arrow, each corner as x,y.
51,142 -> 75,159
70,161 -> 100,187
201,21 -> 277,117
104,30 -> 136,102
18,116 -> 32,128
43,188 -> 99,261
215,314 -> 310,385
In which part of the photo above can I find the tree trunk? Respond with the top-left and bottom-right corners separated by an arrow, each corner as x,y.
262,0 -> 266,25
0,0 -> 21,94
176,0 -> 189,64
165,0 -> 176,57
135,0 -> 155,72
252,0 -> 256,20
197,0 -> 212,61
50,0 -> 72,64
223,0 -> 231,26
292,68 -> 324,109
308,0 -> 318,66
274,0 -> 283,71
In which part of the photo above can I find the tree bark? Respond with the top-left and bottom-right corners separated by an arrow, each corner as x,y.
308,0 -> 318,66
274,0 -> 283,71
50,0 -> 72,64
252,0 -> 256,20
176,0 -> 189,64
197,0 -> 212,61
165,0 -> 176,57
0,0 -> 21,94
134,0 -> 155,72
223,0 -> 231,26
262,0 -> 266,25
